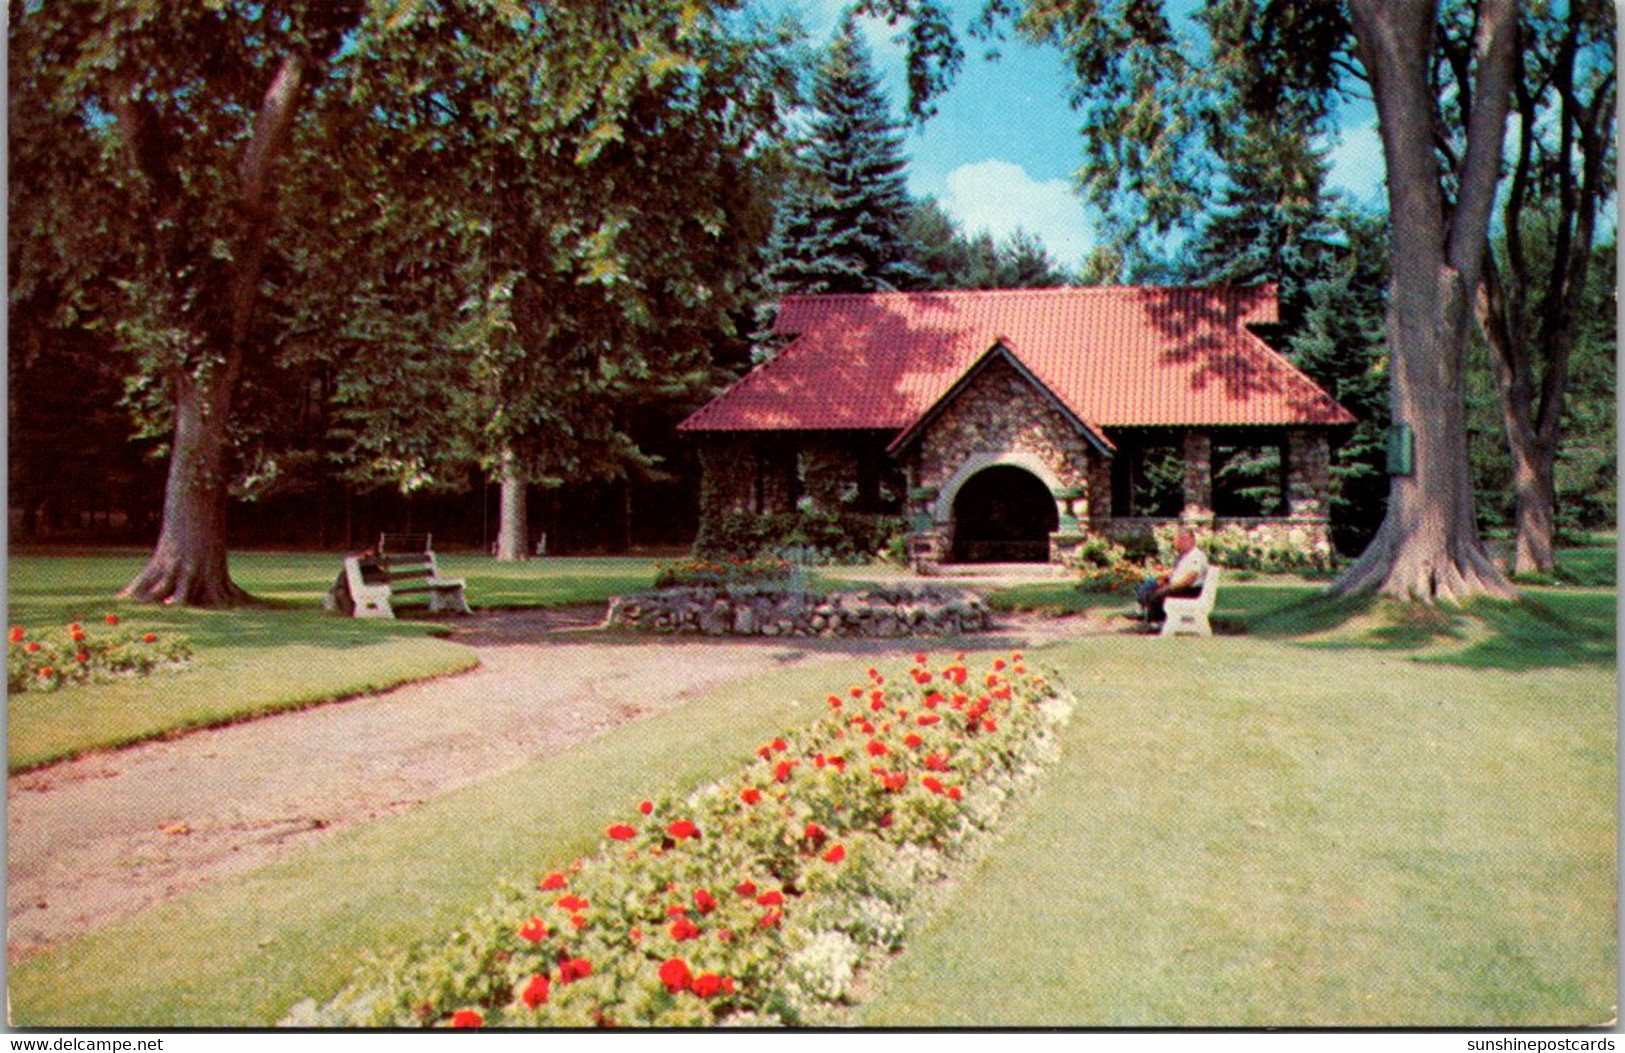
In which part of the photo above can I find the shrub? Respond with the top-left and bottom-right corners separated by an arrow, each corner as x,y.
287,653 -> 1074,1029
1061,536 -> 1154,594
7,618 -> 193,693
694,510 -> 905,566
1153,523 -> 1340,574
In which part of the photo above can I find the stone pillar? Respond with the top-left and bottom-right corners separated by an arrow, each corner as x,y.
1181,430 -> 1214,525
698,440 -> 755,517
1286,430 -> 1331,521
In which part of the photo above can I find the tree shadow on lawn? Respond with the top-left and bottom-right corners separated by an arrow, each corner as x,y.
1248,589 -> 1616,672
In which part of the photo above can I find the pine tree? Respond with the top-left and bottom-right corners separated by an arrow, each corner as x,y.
767,14 -> 920,296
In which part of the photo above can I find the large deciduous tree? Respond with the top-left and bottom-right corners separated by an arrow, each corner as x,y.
10,0 -> 366,606
1011,0 -> 1523,602
307,1 -> 789,561
1466,0 -> 1615,575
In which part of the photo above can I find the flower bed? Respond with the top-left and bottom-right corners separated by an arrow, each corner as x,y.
7,618 -> 193,693
287,652 -> 1074,1028
653,556 -> 792,590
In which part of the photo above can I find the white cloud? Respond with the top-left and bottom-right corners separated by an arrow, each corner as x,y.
938,159 -> 1095,267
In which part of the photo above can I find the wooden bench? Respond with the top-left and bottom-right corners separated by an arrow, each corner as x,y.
1160,565 -> 1221,637
327,533 -> 471,619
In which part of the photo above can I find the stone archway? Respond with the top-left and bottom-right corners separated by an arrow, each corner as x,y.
949,464 -> 1060,563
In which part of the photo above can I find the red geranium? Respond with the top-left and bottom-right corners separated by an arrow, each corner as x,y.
638,799 -> 654,815
666,819 -> 699,840
559,958 -> 592,984
105,614 -> 119,625
740,787 -> 761,805
9,627 -> 25,643
692,973 -> 724,999
25,642 -> 40,653
518,916 -> 547,943
669,916 -> 701,941
755,889 -> 783,906
921,776 -> 945,795
917,713 -> 941,726
866,739 -> 888,757
449,1009 -> 482,1028
606,824 -> 637,841
659,957 -> 693,993
735,879 -> 757,897
539,872 -> 568,890
142,633 -> 158,644
803,822 -> 825,843
773,760 -> 794,783
520,974 -> 550,1009
822,844 -> 846,863
555,894 -> 589,911
759,908 -> 783,929
693,888 -> 717,914
904,733 -> 923,748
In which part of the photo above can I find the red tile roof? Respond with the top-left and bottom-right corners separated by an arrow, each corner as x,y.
678,286 -> 1354,439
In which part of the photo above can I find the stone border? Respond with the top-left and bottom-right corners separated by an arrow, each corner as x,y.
605,585 -> 992,638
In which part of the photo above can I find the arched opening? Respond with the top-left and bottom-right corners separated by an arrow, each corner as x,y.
950,465 -> 1059,563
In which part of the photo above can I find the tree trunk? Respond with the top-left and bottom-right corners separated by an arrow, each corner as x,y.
1333,0 -> 1518,604
119,53 -> 309,606
495,452 -> 529,561
119,371 -> 251,606
1509,436 -> 1558,576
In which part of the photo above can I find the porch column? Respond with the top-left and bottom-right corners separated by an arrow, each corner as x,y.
1181,430 -> 1214,525
1286,429 -> 1331,521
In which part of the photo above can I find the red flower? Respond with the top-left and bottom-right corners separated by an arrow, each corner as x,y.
771,737 -> 787,752
759,908 -> 783,929
607,824 -> 637,841
9,627 -> 24,643
559,958 -> 592,984
866,739 -> 888,757
142,633 -> 158,644
518,916 -> 547,943
866,667 -> 879,679
803,822 -> 825,843
570,913 -> 588,930
740,787 -> 761,805
822,844 -> 846,863
773,760 -> 794,783
925,752 -> 949,771
870,692 -> 886,711
659,957 -> 693,993
826,756 -> 846,772
540,872 -> 568,890
692,973 -> 724,999
914,652 -> 928,664
882,772 -> 908,792
923,692 -> 944,708
76,650 -> 90,664
670,916 -> 701,941
555,894 -> 589,911
850,686 -> 863,698
904,733 -> 923,748
37,666 -> 53,678
70,629 -> 86,643
735,879 -> 757,897
449,1009 -> 483,1028
693,888 -> 718,914
917,713 -> 941,726
947,786 -> 963,801
983,719 -> 998,732
638,799 -> 654,815
755,889 -> 784,907
922,776 -> 945,795
105,614 -> 119,625
25,642 -> 40,653
520,974 -> 550,1009
994,658 -> 1007,671
827,695 -> 843,710
666,819 -> 699,840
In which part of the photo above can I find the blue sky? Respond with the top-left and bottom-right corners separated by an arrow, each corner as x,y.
775,0 -> 1389,270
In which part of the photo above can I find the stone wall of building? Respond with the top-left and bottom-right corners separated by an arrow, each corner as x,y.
911,356 -> 1098,517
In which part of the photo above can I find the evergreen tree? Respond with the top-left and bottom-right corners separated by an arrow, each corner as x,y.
766,13 -> 920,296
904,199 -> 1071,289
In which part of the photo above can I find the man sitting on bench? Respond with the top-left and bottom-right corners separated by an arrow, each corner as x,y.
1136,528 -> 1208,628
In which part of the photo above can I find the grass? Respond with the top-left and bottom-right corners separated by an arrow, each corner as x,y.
859,635 -> 1617,1027
5,550 -> 664,771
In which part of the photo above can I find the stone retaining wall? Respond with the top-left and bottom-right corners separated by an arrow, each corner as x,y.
605,586 -> 992,637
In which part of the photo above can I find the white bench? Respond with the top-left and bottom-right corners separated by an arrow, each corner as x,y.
327,534 -> 471,619
1160,565 -> 1220,637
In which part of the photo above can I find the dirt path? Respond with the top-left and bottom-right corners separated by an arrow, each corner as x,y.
6,606 -> 1113,959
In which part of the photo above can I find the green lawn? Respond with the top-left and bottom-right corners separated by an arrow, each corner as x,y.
6,551 -> 663,771
9,620 -> 1615,1027
6,549 -> 1616,1026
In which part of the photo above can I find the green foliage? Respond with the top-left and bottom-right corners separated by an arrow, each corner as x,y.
654,555 -> 793,590
694,509 -> 905,565
904,199 -> 1072,289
